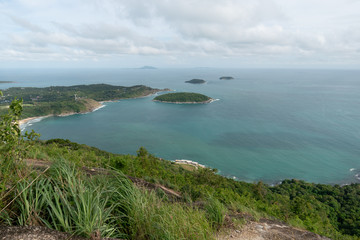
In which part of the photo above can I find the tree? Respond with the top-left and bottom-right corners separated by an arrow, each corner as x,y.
0,92 -> 39,195
136,146 -> 149,158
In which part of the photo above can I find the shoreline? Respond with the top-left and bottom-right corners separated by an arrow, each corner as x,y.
18,115 -> 53,127
19,102 -> 105,128
18,91 -> 164,128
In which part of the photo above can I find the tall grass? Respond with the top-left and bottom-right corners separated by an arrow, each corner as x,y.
126,188 -> 213,240
204,196 -> 227,230
11,158 -> 215,239
16,178 -> 50,226
42,160 -> 126,238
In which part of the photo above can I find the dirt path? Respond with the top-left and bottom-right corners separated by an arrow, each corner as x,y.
217,219 -> 331,240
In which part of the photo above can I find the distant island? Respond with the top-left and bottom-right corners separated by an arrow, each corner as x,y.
153,92 -> 212,104
219,76 -> 234,80
185,79 -> 206,84
0,81 -> 15,83
0,84 -> 165,120
139,66 -> 157,69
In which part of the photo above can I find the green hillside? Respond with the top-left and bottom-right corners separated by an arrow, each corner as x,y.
0,84 -> 162,119
1,92 -> 360,240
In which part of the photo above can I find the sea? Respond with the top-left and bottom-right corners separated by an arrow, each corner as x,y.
1,68 -> 360,185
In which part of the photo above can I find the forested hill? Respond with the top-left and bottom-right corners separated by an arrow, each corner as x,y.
0,84 -> 163,118
1,84 -> 161,103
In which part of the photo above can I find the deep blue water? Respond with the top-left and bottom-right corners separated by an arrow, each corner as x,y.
1,68 -> 360,184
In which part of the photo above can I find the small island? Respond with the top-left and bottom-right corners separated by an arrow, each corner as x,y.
185,79 -> 206,84
153,92 -> 212,104
0,81 -> 15,84
139,66 -> 157,69
219,76 -> 234,80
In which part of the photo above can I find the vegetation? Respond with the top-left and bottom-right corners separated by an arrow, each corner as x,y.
1,92 -> 360,240
185,79 -> 206,84
0,84 -> 162,119
4,138 -> 357,240
154,92 -> 212,103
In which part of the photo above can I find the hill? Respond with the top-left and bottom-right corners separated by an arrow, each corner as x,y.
0,84 -> 163,119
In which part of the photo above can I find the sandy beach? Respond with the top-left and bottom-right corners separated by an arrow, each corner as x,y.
18,115 -> 53,127
18,102 -> 106,128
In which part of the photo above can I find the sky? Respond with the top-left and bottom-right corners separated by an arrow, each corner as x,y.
0,0 -> 360,68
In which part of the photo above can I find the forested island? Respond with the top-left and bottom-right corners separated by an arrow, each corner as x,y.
0,81 -> 14,83
0,84 -> 163,119
153,92 -> 212,103
220,76 -> 234,80
185,79 -> 206,84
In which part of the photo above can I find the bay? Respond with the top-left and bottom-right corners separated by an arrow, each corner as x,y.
1,68 -> 360,184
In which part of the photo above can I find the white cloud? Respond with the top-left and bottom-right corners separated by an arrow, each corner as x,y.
0,0 -> 359,67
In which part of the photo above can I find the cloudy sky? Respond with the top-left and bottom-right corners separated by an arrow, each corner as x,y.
1,0 -> 360,68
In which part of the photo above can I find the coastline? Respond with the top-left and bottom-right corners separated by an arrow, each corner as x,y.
18,115 -> 53,127
19,102 -> 105,128
18,91 -> 164,129
98,89 -> 170,104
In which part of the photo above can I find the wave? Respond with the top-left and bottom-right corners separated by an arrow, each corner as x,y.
350,168 -> 356,172
209,98 -> 220,103
355,173 -> 360,181
20,116 -> 48,131
91,104 -> 106,112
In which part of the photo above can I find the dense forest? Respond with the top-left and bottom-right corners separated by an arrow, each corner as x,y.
0,84 -> 162,118
154,92 -> 211,103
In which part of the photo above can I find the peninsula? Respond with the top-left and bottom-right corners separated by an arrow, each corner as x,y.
185,79 -> 206,84
0,84 -> 164,120
153,92 -> 212,104
220,76 -> 234,80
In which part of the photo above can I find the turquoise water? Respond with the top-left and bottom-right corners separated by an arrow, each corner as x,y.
1,68 -> 360,184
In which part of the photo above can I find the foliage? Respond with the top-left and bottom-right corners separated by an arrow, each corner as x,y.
0,95 -> 39,198
154,92 -> 211,103
126,187 -> 213,239
272,179 -> 360,236
204,196 -> 227,229
23,142 -> 360,239
0,84 -> 161,118
185,79 -> 206,84
40,160 -> 124,238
